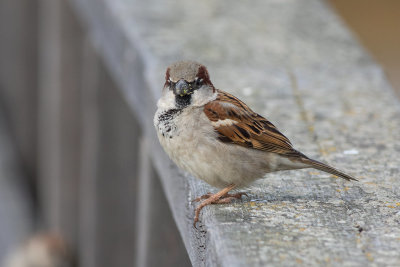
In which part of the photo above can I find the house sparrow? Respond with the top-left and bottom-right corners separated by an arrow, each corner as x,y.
154,60 -> 357,227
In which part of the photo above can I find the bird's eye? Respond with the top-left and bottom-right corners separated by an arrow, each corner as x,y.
195,78 -> 203,88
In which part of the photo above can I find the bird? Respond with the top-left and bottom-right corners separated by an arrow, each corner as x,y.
154,60 -> 357,227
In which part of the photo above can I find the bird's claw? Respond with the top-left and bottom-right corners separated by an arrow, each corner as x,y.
192,191 -> 249,228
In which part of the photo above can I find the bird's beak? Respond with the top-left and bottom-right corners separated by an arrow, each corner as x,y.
174,79 -> 191,96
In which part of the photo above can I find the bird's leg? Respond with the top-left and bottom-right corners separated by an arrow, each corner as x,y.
192,193 -> 213,202
194,184 -> 242,227
192,192 -> 248,202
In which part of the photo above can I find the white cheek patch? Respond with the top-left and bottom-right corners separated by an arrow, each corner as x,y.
211,119 -> 238,127
157,89 -> 176,109
190,86 -> 217,107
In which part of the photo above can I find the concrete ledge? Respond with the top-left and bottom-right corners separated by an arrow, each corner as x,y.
69,0 -> 400,265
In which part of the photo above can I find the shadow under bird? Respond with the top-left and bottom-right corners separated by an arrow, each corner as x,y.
154,60 -> 357,227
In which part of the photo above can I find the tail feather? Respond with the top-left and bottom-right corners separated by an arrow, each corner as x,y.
301,157 -> 358,181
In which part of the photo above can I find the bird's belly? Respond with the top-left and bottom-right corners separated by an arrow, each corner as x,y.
157,119 -> 227,187
155,108 -> 299,188
158,129 -> 279,188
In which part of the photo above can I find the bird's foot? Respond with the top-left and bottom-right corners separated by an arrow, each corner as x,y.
192,192 -> 248,202
192,193 -> 213,202
192,185 -> 248,228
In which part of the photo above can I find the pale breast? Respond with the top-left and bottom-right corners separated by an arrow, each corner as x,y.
155,107 -> 279,188
154,108 -> 182,139
155,107 -> 215,167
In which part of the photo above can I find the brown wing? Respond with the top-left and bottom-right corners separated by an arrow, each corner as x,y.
204,90 -> 300,157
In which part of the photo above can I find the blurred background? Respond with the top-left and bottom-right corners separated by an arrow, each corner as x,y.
331,0 -> 400,96
0,0 -> 399,266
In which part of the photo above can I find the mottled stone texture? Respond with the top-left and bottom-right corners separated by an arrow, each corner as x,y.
70,0 -> 400,266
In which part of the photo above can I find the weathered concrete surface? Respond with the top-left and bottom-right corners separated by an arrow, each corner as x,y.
70,0 -> 400,266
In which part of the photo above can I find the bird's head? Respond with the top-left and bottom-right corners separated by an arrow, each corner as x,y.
160,60 -> 216,109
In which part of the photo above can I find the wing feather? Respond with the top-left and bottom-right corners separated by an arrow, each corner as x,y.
204,90 -> 299,157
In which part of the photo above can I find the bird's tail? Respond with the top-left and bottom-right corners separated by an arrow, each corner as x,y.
300,157 -> 358,181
